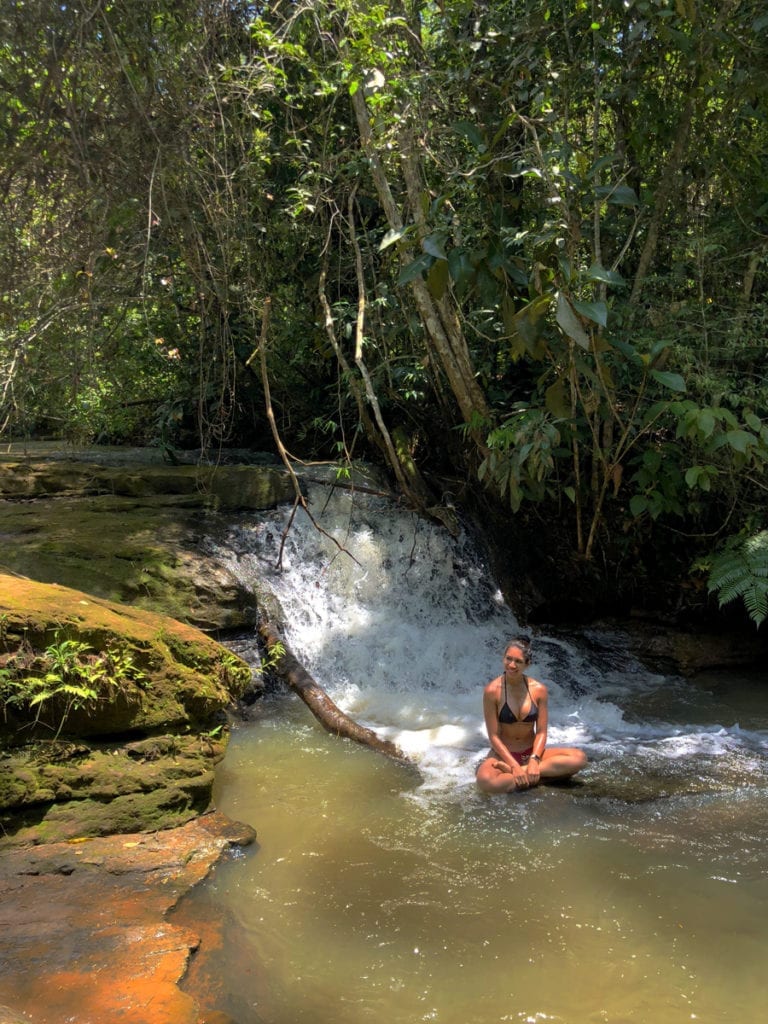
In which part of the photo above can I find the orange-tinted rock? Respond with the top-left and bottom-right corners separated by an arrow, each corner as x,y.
0,811 -> 256,1024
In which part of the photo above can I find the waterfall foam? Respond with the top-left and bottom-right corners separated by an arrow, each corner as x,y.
212,470 -> 768,800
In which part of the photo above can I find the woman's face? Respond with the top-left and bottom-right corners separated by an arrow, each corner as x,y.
503,646 -> 528,676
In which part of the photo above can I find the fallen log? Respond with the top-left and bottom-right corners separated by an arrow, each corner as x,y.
257,617 -> 413,767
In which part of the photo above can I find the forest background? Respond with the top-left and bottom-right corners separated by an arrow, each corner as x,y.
1,0 -> 767,629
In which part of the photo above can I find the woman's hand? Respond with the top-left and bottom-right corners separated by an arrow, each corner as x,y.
492,759 -> 530,788
525,756 -> 541,784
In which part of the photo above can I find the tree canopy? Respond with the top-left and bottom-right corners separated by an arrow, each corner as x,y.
2,0 -> 767,623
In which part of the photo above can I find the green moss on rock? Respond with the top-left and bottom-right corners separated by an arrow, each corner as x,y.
0,574 -> 251,844
0,496 -> 257,630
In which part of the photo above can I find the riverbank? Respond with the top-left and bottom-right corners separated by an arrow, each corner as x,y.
0,811 -> 256,1024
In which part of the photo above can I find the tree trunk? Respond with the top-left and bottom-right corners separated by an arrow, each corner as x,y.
257,617 -> 415,767
629,91 -> 696,306
349,89 -> 490,445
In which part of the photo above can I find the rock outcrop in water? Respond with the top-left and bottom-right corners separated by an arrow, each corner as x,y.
0,811 -> 257,1024
0,444 -> 295,632
0,573 -> 252,845
0,446 -> 289,1022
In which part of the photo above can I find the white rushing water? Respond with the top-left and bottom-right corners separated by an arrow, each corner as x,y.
181,469 -> 768,1024
213,468 -> 768,802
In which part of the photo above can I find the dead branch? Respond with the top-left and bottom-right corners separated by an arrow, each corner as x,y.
258,617 -> 416,769
244,297 -> 361,570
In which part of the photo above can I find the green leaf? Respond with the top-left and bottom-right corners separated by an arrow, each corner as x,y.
427,258 -> 449,300
650,370 -> 686,392
397,254 -> 432,286
572,299 -> 608,328
556,292 -> 590,349
697,409 -> 716,438
611,338 -> 644,366
453,121 -> 486,152
745,411 -> 762,432
707,531 -> 768,626
510,295 -> 552,353
447,248 -> 474,290
422,233 -> 448,260
595,184 -> 640,206
724,429 -> 756,454
589,154 -> 619,178
586,263 -> 626,287
629,495 -> 649,516
544,379 -> 570,419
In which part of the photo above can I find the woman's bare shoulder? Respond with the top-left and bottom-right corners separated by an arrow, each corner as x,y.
528,676 -> 548,698
484,675 -> 502,697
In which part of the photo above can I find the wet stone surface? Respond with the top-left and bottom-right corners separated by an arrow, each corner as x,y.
0,811 -> 256,1024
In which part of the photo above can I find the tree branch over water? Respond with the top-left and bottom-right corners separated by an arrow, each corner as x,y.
257,616 -> 416,769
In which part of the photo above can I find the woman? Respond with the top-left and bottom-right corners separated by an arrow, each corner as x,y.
476,638 -> 587,793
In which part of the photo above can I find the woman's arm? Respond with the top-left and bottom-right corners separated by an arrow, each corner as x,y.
525,681 -> 548,782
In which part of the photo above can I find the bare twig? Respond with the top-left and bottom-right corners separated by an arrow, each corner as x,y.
244,297 -> 361,570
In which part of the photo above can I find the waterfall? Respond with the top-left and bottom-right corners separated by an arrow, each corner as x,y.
212,467 -> 768,803
179,468 -> 768,1024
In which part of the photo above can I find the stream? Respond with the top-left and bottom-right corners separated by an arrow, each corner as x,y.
177,471 -> 768,1024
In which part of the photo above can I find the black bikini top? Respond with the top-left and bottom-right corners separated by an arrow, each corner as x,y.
498,675 -> 538,724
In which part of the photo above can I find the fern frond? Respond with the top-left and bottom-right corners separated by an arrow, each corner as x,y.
707,531 -> 768,627
743,587 -> 768,625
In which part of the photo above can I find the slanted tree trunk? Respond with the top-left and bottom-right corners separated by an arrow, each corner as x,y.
629,91 -> 696,306
257,617 -> 414,767
349,90 -> 491,448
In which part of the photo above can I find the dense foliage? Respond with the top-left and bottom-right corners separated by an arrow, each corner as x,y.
1,0 -> 767,623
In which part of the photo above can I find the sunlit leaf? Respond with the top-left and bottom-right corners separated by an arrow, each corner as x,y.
379,227 -> 406,251
556,292 -> 590,349
364,69 -> 385,92
585,263 -> 626,286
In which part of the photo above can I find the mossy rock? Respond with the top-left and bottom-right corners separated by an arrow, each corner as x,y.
0,496 -> 258,631
0,448 -> 297,631
0,457 -> 295,510
0,574 -> 251,738
0,736 -> 227,846
0,575 -> 253,843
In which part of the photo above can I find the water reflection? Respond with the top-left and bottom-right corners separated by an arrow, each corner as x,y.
177,693 -> 768,1024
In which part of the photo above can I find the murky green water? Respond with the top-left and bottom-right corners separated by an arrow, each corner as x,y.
178,692 -> 768,1024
